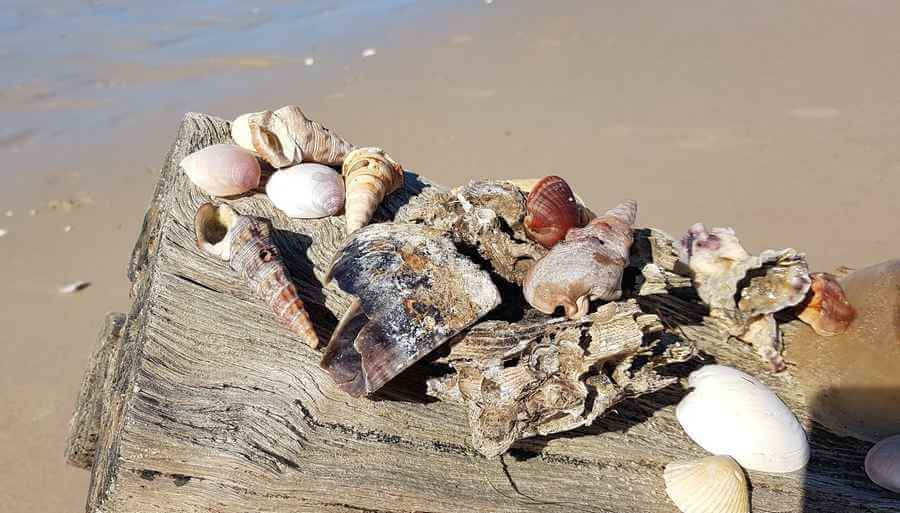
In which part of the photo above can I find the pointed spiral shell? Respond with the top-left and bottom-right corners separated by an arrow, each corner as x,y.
341,147 -> 404,234
523,175 -> 579,249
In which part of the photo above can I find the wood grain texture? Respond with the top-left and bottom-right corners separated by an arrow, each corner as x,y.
79,113 -> 900,513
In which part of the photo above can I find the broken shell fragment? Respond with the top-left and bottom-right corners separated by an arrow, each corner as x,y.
865,434 -> 900,494
180,144 -> 261,197
795,272 -> 857,336
523,175 -> 579,248
194,203 -> 319,348
266,163 -> 345,219
231,105 -> 354,168
321,223 -> 501,397
676,365 -> 809,473
523,200 -> 636,319
664,456 -> 750,513
341,147 -> 404,234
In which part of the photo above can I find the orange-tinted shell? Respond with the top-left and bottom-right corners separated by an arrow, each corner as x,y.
796,272 -> 857,336
524,176 -> 579,248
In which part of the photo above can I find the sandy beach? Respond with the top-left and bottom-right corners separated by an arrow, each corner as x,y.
1,0 -> 899,511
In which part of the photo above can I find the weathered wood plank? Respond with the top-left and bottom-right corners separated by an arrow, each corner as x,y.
82,113 -> 900,513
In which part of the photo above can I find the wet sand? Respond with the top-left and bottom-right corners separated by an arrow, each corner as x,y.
1,0 -> 899,511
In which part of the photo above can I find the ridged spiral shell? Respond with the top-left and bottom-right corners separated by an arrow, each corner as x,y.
663,456 -> 750,513
341,147 -> 404,234
523,175 -> 579,248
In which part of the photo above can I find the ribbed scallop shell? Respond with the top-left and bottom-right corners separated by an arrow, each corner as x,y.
180,144 -> 261,197
266,163 -> 344,219
866,434 -> 900,494
524,176 -> 579,248
676,365 -> 809,473
341,147 -> 404,234
664,456 -> 750,513
194,203 -> 319,348
795,272 -> 857,336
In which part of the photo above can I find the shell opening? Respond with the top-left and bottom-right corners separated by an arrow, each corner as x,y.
194,203 -> 238,260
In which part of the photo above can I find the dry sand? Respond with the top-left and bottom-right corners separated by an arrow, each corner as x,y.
1,0 -> 899,511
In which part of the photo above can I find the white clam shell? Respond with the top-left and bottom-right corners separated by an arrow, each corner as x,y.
676,365 -> 809,473
180,144 -> 261,197
664,455 -> 750,513
266,163 -> 344,219
866,434 -> 900,493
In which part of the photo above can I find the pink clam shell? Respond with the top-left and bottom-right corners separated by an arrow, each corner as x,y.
180,144 -> 261,197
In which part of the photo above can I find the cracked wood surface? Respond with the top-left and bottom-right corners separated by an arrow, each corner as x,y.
72,113 -> 899,513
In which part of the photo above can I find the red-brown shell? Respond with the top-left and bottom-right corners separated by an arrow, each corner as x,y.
524,176 -> 579,248
796,272 -> 857,336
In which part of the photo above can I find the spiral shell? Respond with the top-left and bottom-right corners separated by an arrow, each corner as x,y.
341,147 -> 404,234
194,203 -> 319,348
231,105 -> 355,168
866,434 -> 900,494
180,144 -> 261,197
663,456 -> 750,513
523,175 -> 579,248
795,272 -> 857,336
266,163 -> 345,219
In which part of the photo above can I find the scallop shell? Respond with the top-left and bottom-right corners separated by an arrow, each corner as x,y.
795,272 -> 857,336
341,147 -> 404,234
523,176 -> 579,248
231,105 -> 354,168
865,434 -> 900,494
523,200 -> 635,319
180,144 -> 261,197
676,365 -> 809,473
266,163 -> 345,219
664,456 -> 750,513
194,203 -> 319,348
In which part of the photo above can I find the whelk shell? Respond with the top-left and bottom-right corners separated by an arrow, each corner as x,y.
341,147 -> 404,234
795,272 -> 857,336
266,163 -> 345,219
676,365 -> 809,473
179,144 -> 261,197
865,434 -> 900,494
194,203 -> 319,348
523,175 -> 579,248
663,455 -> 750,513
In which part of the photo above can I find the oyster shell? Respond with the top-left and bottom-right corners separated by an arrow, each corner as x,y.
321,223 -> 501,397
523,175 -> 579,248
664,456 -> 750,513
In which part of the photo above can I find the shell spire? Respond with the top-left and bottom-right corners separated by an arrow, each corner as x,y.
523,175 -> 580,249
231,105 -> 355,168
194,203 -> 319,348
341,147 -> 404,234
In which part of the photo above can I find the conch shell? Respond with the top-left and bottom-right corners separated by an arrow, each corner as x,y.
663,456 -> 750,513
194,203 -> 319,348
523,200 -> 636,319
795,272 -> 857,336
341,147 -> 404,234
523,175 -> 579,248
266,163 -> 345,219
231,105 -> 354,168
180,144 -> 261,197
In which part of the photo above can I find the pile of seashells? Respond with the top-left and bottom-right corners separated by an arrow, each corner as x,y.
179,105 -> 899,511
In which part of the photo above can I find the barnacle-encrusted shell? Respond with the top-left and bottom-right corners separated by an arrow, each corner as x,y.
194,203 -> 319,348
676,365 -> 809,473
795,272 -> 857,336
664,456 -> 750,513
180,144 -> 261,197
231,105 -> 354,168
523,200 -> 636,319
866,434 -> 900,494
341,147 -> 404,234
523,175 -> 579,248
321,223 -> 501,397
266,163 -> 344,218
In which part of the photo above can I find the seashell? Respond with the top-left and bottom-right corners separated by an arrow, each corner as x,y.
523,176 -> 579,248
179,144 -> 261,197
866,434 -> 900,494
320,223 -> 501,397
231,105 -> 354,168
795,272 -> 857,336
58,281 -> 91,294
341,147 -> 404,234
663,455 -> 750,513
194,203 -> 319,348
676,365 -> 809,473
505,177 -> 596,225
523,200 -> 636,319
265,163 -> 345,219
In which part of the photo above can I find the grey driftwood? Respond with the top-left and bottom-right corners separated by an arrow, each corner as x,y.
66,113 -> 900,513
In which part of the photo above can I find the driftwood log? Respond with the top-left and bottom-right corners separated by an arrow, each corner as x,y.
67,113 -> 900,513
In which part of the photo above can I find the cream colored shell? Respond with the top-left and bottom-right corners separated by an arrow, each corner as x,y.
664,455 -> 750,513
